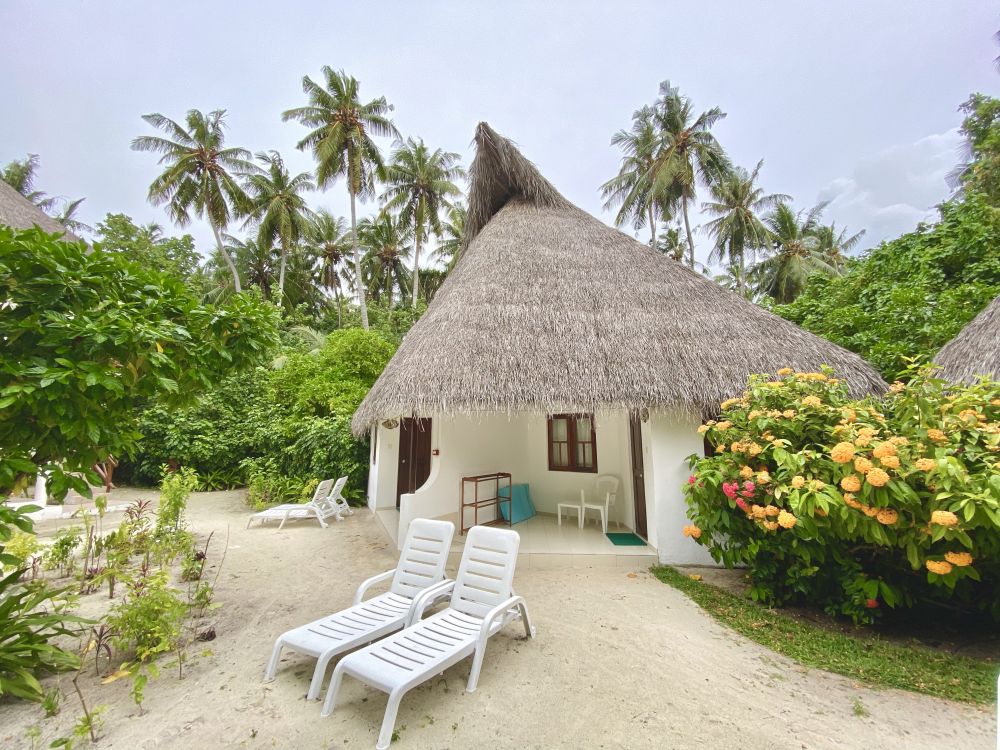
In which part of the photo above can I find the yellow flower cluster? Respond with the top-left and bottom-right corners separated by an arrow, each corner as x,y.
801,395 -> 823,408
747,443 -> 763,457
862,505 -> 879,518
762,520 -> 779,531
841,475 -> 862,492
889,436 -> 909,446
765,505 -> 780,517
926,560 -> 953,575
958,409 -> 981,422
915,458 -> 936,472
872,442 -> 897,459
930,510 -> 958,527
682,524 -> 702,539
854,457 -> 873,474
880,455 -> 900,469
782,409 -> 797,419
791,475 -> 805,489
889,381 -> 906,393
876,508 -> 898,525
720,398 -> 741,410
697,424 -> 710,434
926,428 -> 946,442
757,471 -> 771,484
776,367 -> 793,376
841,408 -> 857,423
944,551 -> 973,567
866,468 -> 890,487
748,410 -> 762,419
797,372 -> 828,382
810,480 -> 826,491
843,493 -> 862,509
855,435 -> 872,447
740,465 -> 754,479
716,420 -> 733,431
751,504 -> 766,520
777,510 -> 797,529
858,427 -> 877,438
830,442 -> 856,463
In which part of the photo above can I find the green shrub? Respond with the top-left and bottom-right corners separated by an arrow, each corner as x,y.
155,467 -> 198,538
4,530 -> 41,572
683,366 -> 1000,623
43,527 -> 83,576
107,570 -> 187,662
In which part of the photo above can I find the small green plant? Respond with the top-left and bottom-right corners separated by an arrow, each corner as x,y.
72,703 -> 106,744
107,569 -> 187,663
24,725 -> 42,749
4,529 -> 41,573
155,466 -> 198,537
42,686 -> 62,717
852,697 -> 869,718
43,526 -> 83,576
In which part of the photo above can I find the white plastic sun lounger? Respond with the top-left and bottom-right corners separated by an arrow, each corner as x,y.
247,476 -> 348,529
321,525 -> 535,750
265,518 -> 455,700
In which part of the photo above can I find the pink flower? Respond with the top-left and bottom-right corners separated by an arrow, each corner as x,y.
735,498 -> 749,512
688,475 -> 697,485
865,598 -> 879,609
722,482 -> 738,499
743,481 -> 756,493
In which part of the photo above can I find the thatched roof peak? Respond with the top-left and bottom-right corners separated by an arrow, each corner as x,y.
464,123 -> 575,250
933,295 -> 1000,383
352,124 -> 886,435
0,180 -> 81,241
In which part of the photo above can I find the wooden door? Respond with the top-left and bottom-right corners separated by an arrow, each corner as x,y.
396,417 -> 432,508
629,412 -> 648,540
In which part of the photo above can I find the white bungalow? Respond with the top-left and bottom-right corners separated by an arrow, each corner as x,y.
352,123 -> 885,564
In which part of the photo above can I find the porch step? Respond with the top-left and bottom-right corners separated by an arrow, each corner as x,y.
373,508 -> 400,547
447,551 -> 657,572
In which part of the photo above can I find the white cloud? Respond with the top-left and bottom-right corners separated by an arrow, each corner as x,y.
817,129 -> 963,248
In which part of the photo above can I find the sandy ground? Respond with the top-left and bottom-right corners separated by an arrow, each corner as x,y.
1,489 -> 995,750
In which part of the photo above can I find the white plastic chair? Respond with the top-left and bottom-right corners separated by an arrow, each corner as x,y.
247,476 -> 347,529
322,526 -> 535,750
264,518 -> 455,700
581,474 -> 620,533
328,475 -> 353,519
556,498 -> 583,528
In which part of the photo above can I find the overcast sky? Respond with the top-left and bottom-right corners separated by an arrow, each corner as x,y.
2,1 -> 997,268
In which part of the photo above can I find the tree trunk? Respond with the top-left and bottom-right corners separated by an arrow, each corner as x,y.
349,191 -> 369,329
211,223 -> 241,293
333,282 -> 343,328
648,203 -> 656,247
737,247 -> 745,297
682,196 -> 696,269
276,240 -> 287,306
411,229 -> 421,308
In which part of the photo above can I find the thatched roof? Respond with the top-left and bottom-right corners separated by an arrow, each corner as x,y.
352,123 -> 885,435
933,295 -> 999,383
0,180 -> 80,240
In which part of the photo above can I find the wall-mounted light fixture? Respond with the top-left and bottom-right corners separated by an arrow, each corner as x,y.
382,419 -> 399,429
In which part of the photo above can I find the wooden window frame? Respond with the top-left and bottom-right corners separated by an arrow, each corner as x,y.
547,413 -> 598,473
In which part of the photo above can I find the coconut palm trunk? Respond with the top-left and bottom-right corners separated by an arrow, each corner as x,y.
211,222 -> 242,292
682,196 -> 696,269
349,190 -> 369,329
277,244 -> 288,304
411,229 -> 421,308
648,204 -> 656,246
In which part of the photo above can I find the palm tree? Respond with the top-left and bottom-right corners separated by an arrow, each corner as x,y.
432,202 -> 467,271
751,203 -> 836,303
305,209 -> 352,326
358,211 -> 412,307
601,106 -> 675,245
381,137 -> 464,308
243,150 -> 314,302
225,233 -> 275,299
1,154 -> 58,210
54,197 -> 91,234
654,223 -> 688,262
702,160 -> 789,296
648,81 -> 729,268
283,67 -> 399,329
813,222 -> 865,273
131,109 -> 255,292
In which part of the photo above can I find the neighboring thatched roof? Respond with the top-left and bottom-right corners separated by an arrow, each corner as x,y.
0,179 -> 80,240
352,123 -> 886,434
933,295 -> 1000,383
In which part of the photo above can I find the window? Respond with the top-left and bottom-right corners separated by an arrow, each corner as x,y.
547,414 -> 597,472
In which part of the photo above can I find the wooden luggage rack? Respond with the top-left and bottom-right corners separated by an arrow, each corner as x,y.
460,472 -> 512,535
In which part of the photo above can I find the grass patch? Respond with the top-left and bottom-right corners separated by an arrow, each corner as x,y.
651,565 -> 998,705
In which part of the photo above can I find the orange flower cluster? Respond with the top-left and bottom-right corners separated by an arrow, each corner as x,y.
801,395 -> 822,408
830,442 -> 855,463
841,475 -> 862,492
944,551 -> 973,567
866,468 -> 890,487
915,458 -> 936,472
854,457 -> 873,474
777,510 -> 797,529
776,367 -> 793,376
925,560 -> 953,575
791,475 -> 805,489
872,442 -> 897,459
930,510 -> 959,527
880,455 -> 900,469
682,524 -> 702,539
926,428 -> 946,442
876,508 -> 898,525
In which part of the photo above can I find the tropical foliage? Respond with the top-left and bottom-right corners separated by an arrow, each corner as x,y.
0,227 -> 279,500
683,366 -> 1000,624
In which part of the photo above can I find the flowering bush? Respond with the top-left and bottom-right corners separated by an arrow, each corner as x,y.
684,366 -> 1000,623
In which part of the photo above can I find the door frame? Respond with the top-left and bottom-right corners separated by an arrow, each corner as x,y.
628,411 -> 648,541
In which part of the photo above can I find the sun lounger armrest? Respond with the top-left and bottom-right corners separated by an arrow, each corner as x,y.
353,569 -> 396,606
475,595 -> 526,653
406,580 -> 455,627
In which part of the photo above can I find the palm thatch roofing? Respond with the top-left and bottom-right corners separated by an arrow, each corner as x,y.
0,180 -> 80,240
352,123 -> 885,435
932,295 -> 1000,383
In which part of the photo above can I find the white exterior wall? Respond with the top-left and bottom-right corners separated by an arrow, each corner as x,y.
365,408 -> 717,566
647,409 -> 717,565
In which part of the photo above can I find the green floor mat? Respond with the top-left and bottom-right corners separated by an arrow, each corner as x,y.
606,532 -> 647,547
